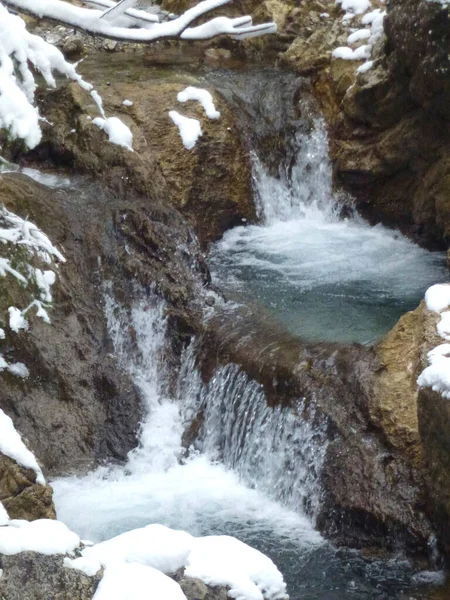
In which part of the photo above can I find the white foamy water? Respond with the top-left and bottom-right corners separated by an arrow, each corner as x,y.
210,119 -> 448,344
52,296 -> 322,550
0,161 -> 72,188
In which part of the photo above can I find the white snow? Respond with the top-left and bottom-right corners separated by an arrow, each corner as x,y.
418,284 -> 450,399
93,562 -> 187,600
333,1 -> 385,73
0,502 -> 9,526
347,28 -> 371,43
418,344 -> 450,399
425,283 -> 450,312
92,116 -> 134,151
74,524 -> 193,573
0,519 -> 79,555
169,111 -> 202,150
177,87 -> 220,120
437,311 -> 450,340
332,45 -> 370,60
0,408 -> 44,484
122,99 -> 133,107
186,536 -> 288,600
8,307 -> 28,333
357,60 -> 374,73
66,523 -> 288,600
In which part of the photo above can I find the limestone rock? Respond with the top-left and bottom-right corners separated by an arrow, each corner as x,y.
0,553 -> 100,600
15,54 -> 254,249
0,453 -> 55,521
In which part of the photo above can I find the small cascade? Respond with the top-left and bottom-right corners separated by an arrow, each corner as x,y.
53,291 -> 321,551
178,345 -> 327,520
209,98 -> 447,344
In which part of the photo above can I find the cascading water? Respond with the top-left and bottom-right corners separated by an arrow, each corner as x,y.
50,70 -> 449,598
52,290 -> 445,599
209,98 -> 448,344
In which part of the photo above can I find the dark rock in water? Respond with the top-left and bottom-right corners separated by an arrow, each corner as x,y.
0,454 -> 55,521
0,552 -> 101,600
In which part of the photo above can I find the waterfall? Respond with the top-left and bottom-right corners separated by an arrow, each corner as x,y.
209,113 -> 447,344
177,344 -> 327,520
252,116 -> 338,224
53,291 -> 322,552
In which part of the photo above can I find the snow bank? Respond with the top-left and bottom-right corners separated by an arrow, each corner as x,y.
67,523 -> 288,600
92,117 -> 134,151
73,524 -> 193,573
169,111 -> 202,150
0,408 -> 44,484
0,519 -> 80,555
418,284 -> 450,399
177,87 -> 220,120
186,536 -> 288,600
93,562 -> 187,600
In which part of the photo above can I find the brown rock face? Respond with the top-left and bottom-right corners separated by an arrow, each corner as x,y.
12,54 -> 254,249
312,0 -> 450,249
0,454 -> 55,521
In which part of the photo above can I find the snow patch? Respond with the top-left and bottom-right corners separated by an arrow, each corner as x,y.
177,86 -> 220,120
425,283 -> 450,312
0,519 -> 79,555
169,111 -> 202,150
92,117 -> 133,151
93,562 -> 187,600
186,535 -> 288,600
0,408 -> 44,484
418,284 -> 450,399
0,502 -> 9,526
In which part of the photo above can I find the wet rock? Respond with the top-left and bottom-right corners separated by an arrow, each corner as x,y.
0,454 -> 55,521
0,173 -> 143,476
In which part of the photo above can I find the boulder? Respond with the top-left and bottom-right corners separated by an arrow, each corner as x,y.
0,454 -> 55,521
